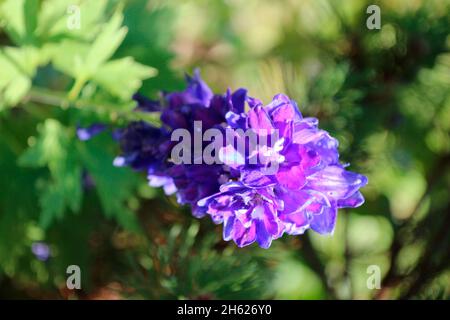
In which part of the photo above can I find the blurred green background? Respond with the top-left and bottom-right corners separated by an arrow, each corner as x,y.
0,0 -> 449,299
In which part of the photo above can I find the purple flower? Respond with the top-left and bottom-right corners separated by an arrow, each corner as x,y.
113,121 -> 172,172
116,71 -> 245,209
197,94 -> 367,248
31,242 -> 51,261
114,71 -> 367,249
133,93 -> 161,112
167,164 -> 229,217
198,182 -> 284,248
76,124 -> 106,141
82,170 -> 96,190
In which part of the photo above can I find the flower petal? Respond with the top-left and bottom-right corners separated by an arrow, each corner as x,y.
255,219 -> 273,249
247,105 -> 274,132
133,93 -> 161,112
241,169 -> 278,188
276,165 -> 306,190
233,219 -> 257,247
337,191 -> 365,208
223,214 -> 235,241
184,69 -> 213,105
231,88 -> 247,114
307,165 -> 368,200
310,204 -> 337,235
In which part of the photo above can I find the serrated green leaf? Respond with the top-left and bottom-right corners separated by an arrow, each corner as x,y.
19,119 -> 82,229
0,0 -> 109,45
23,0 -> 38,43
36,0 -> 107,42
51,10 -> 128,81
92,57 -> 157,100
0,0 -> 27,44
48,9 -> 146,101
19,119 -> 67,169
38,160 -> 82,229
39,183 -> 66,229
48,40 -> 90,79
0,50 -> 31,109
77,137 -> 141,232
3,46 -> 46,76
0,0 -> 38,45
84,11 -> 127,75
0,46 -> 49,109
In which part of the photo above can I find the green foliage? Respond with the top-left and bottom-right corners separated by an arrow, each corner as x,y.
77,136 -> 141,232
0,0 -> 157,292
92,57 -> 156,100
125,221 -> 272,299
19,119 -> 82,228
0,46 -> 44,109
0,0 -> 156,109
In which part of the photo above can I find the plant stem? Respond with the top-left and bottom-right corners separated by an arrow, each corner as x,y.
68,77 -> 87,101
25,86 -> 161,125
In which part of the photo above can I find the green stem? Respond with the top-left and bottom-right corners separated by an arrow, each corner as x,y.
26,87 -> 161,125
68,76 -> 87,102
27,87 -> 67,107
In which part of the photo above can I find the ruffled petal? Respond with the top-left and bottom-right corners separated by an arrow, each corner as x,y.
231,88 -> 247,114
241,169 -> 278,188
255,219 -> 273,249
247,105 -> 274,133
269,100 -> 296,123
184,69 -> 213,106
307,165 -> 368,200
233,219 -> 257,247
276,165 -> 306,190
223,214 -> 235,241
225,111 -> 247,129
337,190 -> 365,208
310,204 -> 337,235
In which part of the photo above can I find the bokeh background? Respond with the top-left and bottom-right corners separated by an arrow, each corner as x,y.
0,0 -> 449,299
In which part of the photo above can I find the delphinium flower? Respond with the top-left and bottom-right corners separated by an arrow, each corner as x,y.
197,94 -> 367,248
112,70 -> 367,248
76,123 -> 106,141
114,70 -> 245,216
31,242 -> 51,261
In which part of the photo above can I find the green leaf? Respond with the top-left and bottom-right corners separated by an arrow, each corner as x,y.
48,40 -> 90,79
77,137 -> 141,232
0,54 -> 30,109
23,0 -> 38,44
48,8 -> 156,101
0,46 -> 49,109
84,11 -> 127,75
92,57 -> 157,100
0,140 -> 40,276
0,50 -> 30,109
19,119 -> 82,229
36,0 -> 108,42
51,10 -> 128,80
38,159 -> 82,229
0,0 -> 38,45
19,119 -> 66,169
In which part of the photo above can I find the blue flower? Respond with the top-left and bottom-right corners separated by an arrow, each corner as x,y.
31,242 -> 51,261
76,124 -> 106,141
198,93 -> 367,247
114,71 -> 367,248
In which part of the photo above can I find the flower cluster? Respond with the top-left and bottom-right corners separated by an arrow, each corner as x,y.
113,70 -> 367,248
